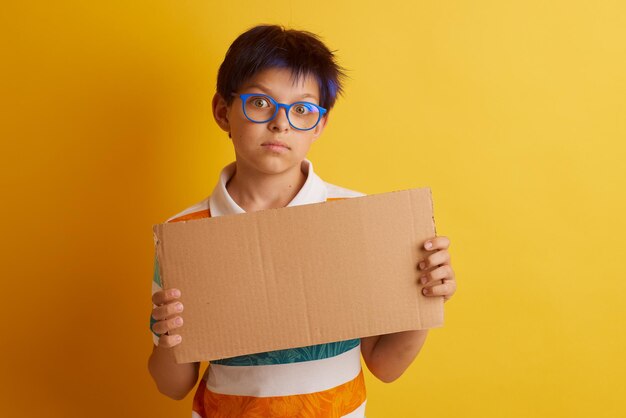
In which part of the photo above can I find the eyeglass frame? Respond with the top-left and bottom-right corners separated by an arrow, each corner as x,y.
231,93 -> 327,131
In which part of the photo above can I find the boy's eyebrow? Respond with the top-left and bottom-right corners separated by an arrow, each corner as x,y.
243,83 -> 319,101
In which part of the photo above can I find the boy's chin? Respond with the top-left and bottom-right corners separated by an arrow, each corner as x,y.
239,157 -> 306,176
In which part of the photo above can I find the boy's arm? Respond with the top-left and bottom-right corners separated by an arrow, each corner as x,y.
360,330 -> 429,383
361,236 -> 456,383
148,344 -> 200,400
148,287 -> 200,400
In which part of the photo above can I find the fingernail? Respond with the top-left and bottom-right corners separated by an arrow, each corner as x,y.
175,335 -> 182,343
419,262 -> 426,270
420,276 -> 427,285
422,288 -> 429,295
425,241 -> 433,250
175,303 -> 183,312
175,317 -> 183,326
172,289 -> 181,298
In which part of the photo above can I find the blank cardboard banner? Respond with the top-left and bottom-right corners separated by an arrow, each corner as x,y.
153,188 -> 443,363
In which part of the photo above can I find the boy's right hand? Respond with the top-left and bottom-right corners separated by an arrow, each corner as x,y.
151,288 -> 184,348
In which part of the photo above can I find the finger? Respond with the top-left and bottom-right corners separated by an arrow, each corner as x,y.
151,316 -> 184,336
151,288 -> 181,306
151,301 -> 184,321
419,264 -> 454,286
418,250 -> 450,271
423,236 -> 450,251
158,333 -> 183,348
422,279 -> 457,299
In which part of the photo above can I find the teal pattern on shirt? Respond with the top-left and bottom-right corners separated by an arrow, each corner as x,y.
151,255 -> 161,338
211,339 -> 360,366
153,255 -> 161,287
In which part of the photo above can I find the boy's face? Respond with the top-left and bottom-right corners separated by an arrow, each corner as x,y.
213,67 -> 327,177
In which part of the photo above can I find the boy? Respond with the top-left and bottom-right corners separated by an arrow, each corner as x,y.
148,25 -> 456,417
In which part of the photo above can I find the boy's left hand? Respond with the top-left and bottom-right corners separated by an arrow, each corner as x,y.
418,236 -> 456,302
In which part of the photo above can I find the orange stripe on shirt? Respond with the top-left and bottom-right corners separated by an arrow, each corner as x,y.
193,378 -> 207,417
168,208 -> 211,223
195,369 -> 366,418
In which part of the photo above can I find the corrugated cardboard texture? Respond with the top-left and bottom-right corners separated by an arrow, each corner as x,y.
153,188 -> 443,363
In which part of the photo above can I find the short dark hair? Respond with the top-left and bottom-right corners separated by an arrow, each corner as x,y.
217,25 -> 347,112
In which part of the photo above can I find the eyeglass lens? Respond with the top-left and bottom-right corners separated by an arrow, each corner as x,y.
244,95 -> 321,130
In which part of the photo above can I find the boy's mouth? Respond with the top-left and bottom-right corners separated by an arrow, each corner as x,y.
262,141 -> 290,150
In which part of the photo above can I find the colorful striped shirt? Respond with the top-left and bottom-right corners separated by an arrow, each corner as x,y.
152,159 -> 368,417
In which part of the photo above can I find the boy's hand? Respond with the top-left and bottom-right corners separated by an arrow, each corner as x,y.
151,288 -> 184,347
418,236 -> 456,302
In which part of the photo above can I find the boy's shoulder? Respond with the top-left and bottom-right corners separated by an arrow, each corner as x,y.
165,197 -> 211,223
164,182 -> 365,224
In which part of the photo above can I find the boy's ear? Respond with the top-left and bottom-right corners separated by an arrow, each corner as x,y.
212,92 -> 231,135
311,114 -> 329,142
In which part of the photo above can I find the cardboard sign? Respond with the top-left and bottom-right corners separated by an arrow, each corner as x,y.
153,188 -> 443,363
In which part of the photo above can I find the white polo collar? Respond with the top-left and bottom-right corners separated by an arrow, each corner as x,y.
209,159 -> 328,217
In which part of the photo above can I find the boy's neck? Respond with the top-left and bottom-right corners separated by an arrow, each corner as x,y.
225,161 -> 307,212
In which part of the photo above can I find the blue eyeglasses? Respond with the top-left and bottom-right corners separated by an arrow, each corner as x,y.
232,93 -> 327,131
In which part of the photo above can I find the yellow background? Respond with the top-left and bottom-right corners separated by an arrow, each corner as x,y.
2,1 -> 625,417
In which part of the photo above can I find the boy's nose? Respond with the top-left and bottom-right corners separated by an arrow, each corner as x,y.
268,108 -> 290,132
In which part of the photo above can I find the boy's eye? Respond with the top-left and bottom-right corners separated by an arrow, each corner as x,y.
293,104 -> 312,115
251,97 -> 270,108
